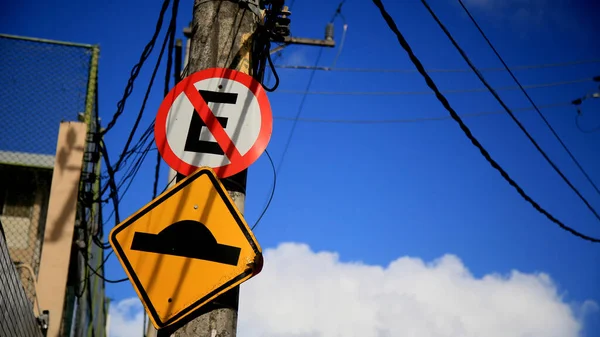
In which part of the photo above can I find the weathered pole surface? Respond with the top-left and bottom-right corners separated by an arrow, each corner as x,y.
165,1 -> 260,336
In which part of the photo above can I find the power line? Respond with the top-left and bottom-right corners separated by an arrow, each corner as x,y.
273,101 -> 572,124
98,0 -> 177,243
252,149 -> 277,231
275,77 -> 592,95
87,260 -> 128,284
458,0 -> 600,200
420,0 -> 600,225
101,0 -> 172,136
576,114 -> 600,133
274,59 -> 600,73
372,0 -> 600,242
257,1 -> 346,232
112,15 -> 173,174
275,48 -> 324,174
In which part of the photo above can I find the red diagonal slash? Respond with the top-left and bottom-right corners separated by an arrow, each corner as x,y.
183,84 -> 242,162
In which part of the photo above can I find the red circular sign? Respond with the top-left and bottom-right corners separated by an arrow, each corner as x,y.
154,68 -> 273,178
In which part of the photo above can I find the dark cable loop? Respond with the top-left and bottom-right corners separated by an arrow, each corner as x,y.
576,113 -> 600,133
372,0 -> 600,243
262,50 -> 280,92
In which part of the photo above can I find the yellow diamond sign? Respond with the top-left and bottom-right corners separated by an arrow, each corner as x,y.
109,167 -> 262,329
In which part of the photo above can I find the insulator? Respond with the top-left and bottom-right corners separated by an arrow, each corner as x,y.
325,23 -> 334,41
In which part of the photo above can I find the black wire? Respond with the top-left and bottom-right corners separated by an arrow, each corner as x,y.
262,51 -> 280,92
119,142 -> 155,203
75,250 -> 89,298
252,149 -> 277,230
95,0 -> 174,200
112,19 -> 174,174
99,140 -> 121,225
101,0 -> 171,136
457,0 -> 600,200
576,113 -> 600,133
161,174 -> 178,194
104,140 -> 155,225
87,260 -> 129,284
151,0 -> 178,203
330,0 -> 347,22
266,51 -> 283,85
372,0 -> 600,243
276,47 -> 324,174
420,0 -> 600,225
152,154 -> 162,200
76,248 -> 117,290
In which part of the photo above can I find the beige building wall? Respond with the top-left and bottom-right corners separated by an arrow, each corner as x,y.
37,121 -> 87,337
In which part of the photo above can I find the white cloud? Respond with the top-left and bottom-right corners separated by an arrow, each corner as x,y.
108,297 -> 145,337
108,243 -> 596,337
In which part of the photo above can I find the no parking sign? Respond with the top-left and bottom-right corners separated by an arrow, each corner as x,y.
154,68 -> 273,178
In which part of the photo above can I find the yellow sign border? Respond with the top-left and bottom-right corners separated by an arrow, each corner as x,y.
109,167 -> 261,329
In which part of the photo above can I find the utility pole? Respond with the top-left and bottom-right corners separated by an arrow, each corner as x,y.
145,1 -> 334,336
150,1 -> 261,337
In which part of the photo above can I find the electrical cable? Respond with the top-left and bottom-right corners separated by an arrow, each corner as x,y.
573,92 -> 600,133
87,260 -> 128,284
274,77 -> 593,96
252,149 -> 276,230
255,1 -> 346,230
14,262 -> 42,316
576,113 -> 600,133
152,0 -> 178,206
275,59 -> 600,73
161,173 -> 178,194
330,0 -> 347,22
276,47 -> 324,175
262,51 -> 280,92
76,249 -> 115,287
118,142 -> 155,202
420,0 -> 600,225
273,101 -> 573,124
101,0 -> 171,136
116,133 -> 154,192
99,140 -> 121,225
330,0 -> 348,68
457,0 -> 600,199
372,0 -> 600,242
100,0 -> 178,226
103,140 -> 154,225
112,18 -> 174,174
76,253 -> 90,298
94,0 -> 175,202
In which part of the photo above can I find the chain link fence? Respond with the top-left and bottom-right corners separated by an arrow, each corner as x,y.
0,224 -> 43,337
0,34 -> 106,335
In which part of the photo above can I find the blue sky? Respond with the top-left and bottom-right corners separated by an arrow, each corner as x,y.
3,0 -> 600,336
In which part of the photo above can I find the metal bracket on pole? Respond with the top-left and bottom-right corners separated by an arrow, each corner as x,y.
270,35 -> 336,54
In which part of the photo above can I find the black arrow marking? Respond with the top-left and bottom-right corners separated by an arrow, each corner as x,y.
130,220 -> 241,266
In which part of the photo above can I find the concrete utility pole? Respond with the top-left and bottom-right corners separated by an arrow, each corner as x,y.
149,1 -> 261,337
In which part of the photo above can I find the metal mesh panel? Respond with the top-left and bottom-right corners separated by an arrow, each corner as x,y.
0,34 -> 93,168
0,164 -> 52,306
0,34 -> 97,314
0,219 -> 44,337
